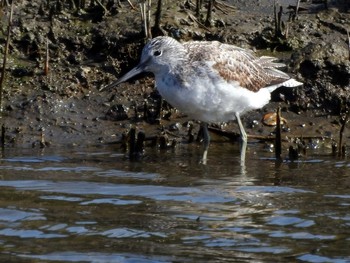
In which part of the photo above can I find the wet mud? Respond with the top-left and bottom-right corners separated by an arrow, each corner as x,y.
0,0 -> 349,157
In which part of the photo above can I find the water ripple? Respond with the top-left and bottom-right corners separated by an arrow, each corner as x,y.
19,252 -> 173,263
0,180 -> 236,204
0,208 -> 45,222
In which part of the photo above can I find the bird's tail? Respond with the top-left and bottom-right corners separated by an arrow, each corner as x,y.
257,56 -> 303,92
266,78 -> 303,93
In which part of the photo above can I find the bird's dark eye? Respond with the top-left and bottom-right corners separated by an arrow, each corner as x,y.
153,50 -> 162,56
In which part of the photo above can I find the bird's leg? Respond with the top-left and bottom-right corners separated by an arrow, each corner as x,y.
239,139 -> 247,167
235,113 -> 247,166
235,112 -> 247,142
201,122 -> 210,164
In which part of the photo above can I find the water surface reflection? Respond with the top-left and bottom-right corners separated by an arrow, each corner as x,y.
0,144 -> 349,262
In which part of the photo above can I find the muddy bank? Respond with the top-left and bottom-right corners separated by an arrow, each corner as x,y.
0,0 -> 349,156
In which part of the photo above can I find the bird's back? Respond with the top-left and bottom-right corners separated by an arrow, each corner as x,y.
183,40 -> 291,92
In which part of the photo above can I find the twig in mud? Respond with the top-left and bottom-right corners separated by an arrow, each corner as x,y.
0,1 -> 14,112
275,107 -> 282,160
147,0 -> 152,38
273,1 -> 279,37
135,131 -> 145,155
140,0 -> 152,39
205,0 -> 213,27
274,0 -> 277,34
213,0 -> 236,15
338,111 -> 349,157
0,0 -> 9,7
140,2 -> 146,36
186,11 -> 211,31
94,0 -> 108,14
284,22 -> 290,39
44,37 -> 50,76
277,6 -> 283,36
273,1 -> 284,38
153,0 -> 163,36
295,0 -> 300,19
1,124 -> 5,149
195,0 -> 202,17
127,127 -> 145,159
40,128 -> 48,148
126,0 -> 136,9
129,127 -> 136,159
347,30 -> 350,61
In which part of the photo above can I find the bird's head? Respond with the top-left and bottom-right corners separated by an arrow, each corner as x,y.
101,36 -> 184,90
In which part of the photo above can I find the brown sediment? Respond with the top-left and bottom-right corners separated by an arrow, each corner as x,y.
0,0 -> 348,157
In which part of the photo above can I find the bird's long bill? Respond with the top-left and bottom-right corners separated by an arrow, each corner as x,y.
101,62 -> 146,91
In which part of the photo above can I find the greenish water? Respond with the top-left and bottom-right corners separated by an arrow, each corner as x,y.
0,143 -> 349,262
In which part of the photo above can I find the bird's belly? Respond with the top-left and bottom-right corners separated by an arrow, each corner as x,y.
156,81 -> 271,123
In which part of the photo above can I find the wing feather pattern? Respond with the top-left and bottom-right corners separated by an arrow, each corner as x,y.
183,41 -> 291,92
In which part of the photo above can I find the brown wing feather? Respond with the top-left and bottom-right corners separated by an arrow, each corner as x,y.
184,41 -> 289,92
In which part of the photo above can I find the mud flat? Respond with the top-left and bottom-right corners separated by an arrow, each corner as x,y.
0,0 -> 349,156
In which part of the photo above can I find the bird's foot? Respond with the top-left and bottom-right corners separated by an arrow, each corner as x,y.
200,149 -> 208,165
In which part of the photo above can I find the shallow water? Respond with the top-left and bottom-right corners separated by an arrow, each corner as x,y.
0,143 -> 349,263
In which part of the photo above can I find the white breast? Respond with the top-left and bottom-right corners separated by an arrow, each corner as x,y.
155,74 -> 272,123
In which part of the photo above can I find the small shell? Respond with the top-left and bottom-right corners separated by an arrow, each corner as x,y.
262,112 -> 287,126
